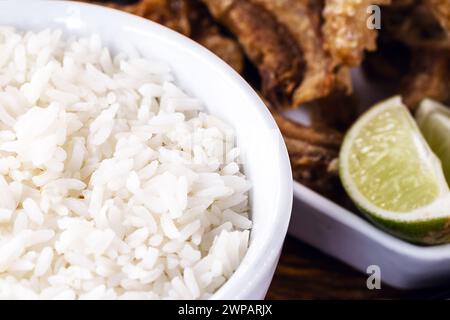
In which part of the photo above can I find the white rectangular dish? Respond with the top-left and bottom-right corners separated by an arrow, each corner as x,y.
287,69 -> 450,290
289,182 -> 450,289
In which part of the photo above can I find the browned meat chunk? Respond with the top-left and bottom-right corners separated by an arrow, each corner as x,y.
202,0 -> 305,109
322,0 -> 391,66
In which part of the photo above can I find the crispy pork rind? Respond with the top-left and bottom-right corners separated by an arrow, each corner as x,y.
202,0 -> 305,109
425,0 -> 450,35
272,112 -> 343,149
286,137 -> 340,192
201,0 -> 357,109
101,0 -> 192,35
383,0 -> 449,49
401,49 -> 450,108
308,91 -> 359,133
370,0 -> 450,108
322,0 -> 391,66
187,0 -> 245,72
271,111 -> 342,192
250,0 -> 347,107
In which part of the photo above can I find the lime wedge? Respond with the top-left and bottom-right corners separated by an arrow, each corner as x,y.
340,96 -> 450,244
416,99 -> 450,186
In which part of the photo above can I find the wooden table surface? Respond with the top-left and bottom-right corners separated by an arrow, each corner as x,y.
266,236 -> 444,300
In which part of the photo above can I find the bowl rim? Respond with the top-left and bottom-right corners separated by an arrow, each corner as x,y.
0,0 -> 293,299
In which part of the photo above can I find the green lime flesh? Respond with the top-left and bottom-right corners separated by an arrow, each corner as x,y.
340,97 -> 450,245
347,103 -> 440,212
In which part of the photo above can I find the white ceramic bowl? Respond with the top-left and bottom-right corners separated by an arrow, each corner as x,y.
0,0 -> 293,299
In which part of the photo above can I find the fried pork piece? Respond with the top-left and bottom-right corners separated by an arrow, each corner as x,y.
272,113 -> 343,149
94,0 -> 245,72
250,0 -> 350,107
202,0 -> 305,109
401,49 -> 450,108
308,91 -> 359,133
383,0 -> 450,49
286,137 -> 340,192
261,87 -> 341,191
425,0 -> 450,34
196,34 -> 244,72
362,0 -> 450,109
271,111 -> 342,192
259,82 -> 343,190
100,0 -> 192,35
187,0 -> 244,72
322,0 -> 391,66
377,0 -> 450,108
202,0 -> 357,109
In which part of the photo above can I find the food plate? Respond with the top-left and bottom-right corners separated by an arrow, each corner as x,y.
287,69 -> 450,290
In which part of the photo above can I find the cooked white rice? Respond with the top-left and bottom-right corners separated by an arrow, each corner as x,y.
0,27 -> 251,300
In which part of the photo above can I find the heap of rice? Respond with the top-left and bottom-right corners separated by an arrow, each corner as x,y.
0,28 -> 251,299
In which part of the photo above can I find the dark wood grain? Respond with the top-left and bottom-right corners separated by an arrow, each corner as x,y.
266,237 -> 443,300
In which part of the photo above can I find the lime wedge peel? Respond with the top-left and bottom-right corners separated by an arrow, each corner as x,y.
339,96 -> 450,244
416,99 -> 450,128
416,99 -> 450,186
